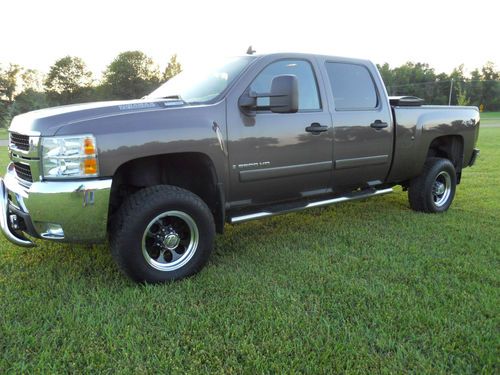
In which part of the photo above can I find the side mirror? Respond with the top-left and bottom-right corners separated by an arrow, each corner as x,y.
238,74 -> 299,116
269,75 -> 298,114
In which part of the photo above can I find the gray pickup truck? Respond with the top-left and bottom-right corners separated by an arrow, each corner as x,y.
1,53 -> 480,283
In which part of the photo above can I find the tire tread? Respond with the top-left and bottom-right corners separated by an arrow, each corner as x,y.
408,157 -> 456,213
110,185 -> 214,282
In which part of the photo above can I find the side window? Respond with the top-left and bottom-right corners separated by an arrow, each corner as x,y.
250,60 -> 321,111
325,62 -> 378,110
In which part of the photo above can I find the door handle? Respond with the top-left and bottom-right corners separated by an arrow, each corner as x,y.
305,123 -> 329,134
370,120 -> 389,129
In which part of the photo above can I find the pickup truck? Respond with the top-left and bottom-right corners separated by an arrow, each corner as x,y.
1,53 -> 480,283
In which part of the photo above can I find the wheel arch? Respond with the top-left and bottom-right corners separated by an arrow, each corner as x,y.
426,134 -> 464,182
108,152 -> 225,233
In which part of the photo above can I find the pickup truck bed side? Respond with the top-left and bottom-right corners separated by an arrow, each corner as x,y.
389,106 -> 479,183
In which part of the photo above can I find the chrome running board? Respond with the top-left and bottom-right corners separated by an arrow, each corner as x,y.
230,188 -> 393,224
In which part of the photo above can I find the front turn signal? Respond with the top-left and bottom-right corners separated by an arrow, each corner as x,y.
84,137 -> 96,155
84,158 -> 98,175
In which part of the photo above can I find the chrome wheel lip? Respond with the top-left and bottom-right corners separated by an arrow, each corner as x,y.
141,210 -> 199,272
432,171 -> 452,207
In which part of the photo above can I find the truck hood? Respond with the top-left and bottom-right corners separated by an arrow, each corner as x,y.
8,99 -> 186,136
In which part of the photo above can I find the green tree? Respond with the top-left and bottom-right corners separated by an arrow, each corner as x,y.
456,84 -> 470,106
163,54 -> 182,82
10,89 -> 48,117
0,100 -> 10,128
21,69 -> 45,92
377,63 -> 394,91
0,63 -> 21,103
377,62 -> 448,103
375,61 -> 500,107
0,64 -> 22,128
480,62 -> 500,110
102,51 -> 160,99
468,68 -> 483,108
44,56 -> 93,105
445,65 -> 466,105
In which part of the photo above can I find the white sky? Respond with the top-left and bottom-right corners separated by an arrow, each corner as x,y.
1,0 -> 499,77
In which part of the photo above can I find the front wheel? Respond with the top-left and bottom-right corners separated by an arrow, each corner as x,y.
110,185 -> 215,283
408,157 -> 457,213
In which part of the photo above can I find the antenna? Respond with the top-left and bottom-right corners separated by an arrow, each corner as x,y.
246,45 -> 256,55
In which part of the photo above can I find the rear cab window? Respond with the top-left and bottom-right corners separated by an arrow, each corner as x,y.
325,62 -> 379,110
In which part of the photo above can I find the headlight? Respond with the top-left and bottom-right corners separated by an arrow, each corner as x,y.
41,135 -> 98,179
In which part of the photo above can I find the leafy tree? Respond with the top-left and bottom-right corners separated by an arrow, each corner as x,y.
10,89 -> 48,117
433,72 -> 450,105
377,63 -> 394,90
163,54 -> 182,82
444,65 -> 466,105
480,62 -> 500,110
468,68 -> 483,108
0,101 -> 10,128
0,63 -> 21,103
456,84 -> 470,106
378,62 -> 446,103
44,56 -> 93,105
21,69 -> 45,92
0,64 -> 22,128
102,51 -> 160,99
377,61 -> 500,108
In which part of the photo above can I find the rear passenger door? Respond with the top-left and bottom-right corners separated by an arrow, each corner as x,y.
321,60 -> 393,189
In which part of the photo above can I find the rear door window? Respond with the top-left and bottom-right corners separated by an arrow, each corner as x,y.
325,62 -> 378,110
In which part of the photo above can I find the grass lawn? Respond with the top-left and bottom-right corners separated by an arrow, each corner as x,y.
0,129 -> 498,373
0,128 -> 8,140
481,111 -> 500,125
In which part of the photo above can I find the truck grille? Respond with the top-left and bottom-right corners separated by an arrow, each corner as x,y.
13,162 -> 33,183
10,132 -> 30,151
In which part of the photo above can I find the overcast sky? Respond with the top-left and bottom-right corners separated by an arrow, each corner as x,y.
1,0 -> 498,76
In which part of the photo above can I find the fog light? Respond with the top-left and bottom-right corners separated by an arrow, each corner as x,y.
9,214 -> 21,230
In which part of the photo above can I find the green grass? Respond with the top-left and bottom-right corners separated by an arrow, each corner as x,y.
480,111 -> 500,125
0,128 -> 8,140
0,130 -> 499,373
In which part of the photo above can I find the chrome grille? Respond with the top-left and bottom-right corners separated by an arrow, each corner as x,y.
13,162 -> 33,183
10,132 -> 30,151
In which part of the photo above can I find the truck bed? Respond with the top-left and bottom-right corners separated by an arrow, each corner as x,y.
388,104 -> 480,183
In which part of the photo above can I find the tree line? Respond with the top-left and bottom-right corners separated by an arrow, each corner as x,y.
1,52 -> 499,129
378,61 -> 500,110
0,51 -> 181,128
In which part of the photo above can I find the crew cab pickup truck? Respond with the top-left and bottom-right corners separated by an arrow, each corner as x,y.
1,53 -> 480,283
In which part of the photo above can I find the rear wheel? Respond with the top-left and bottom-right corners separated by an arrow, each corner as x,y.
110,185 -> 215,283
408,157 -> 457,213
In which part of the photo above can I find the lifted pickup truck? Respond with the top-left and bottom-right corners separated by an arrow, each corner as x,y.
1,53 -> 480,283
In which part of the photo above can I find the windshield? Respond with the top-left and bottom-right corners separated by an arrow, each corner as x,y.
147,56 -> 255,104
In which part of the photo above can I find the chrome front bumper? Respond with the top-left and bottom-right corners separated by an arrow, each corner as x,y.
1,163 -> 112,247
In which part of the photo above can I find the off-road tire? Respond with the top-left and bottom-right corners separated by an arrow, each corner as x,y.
110,185 -> 215,283
408,157 -> 457,213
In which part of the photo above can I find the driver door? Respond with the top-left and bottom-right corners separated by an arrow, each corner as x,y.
226,58 -> 333,208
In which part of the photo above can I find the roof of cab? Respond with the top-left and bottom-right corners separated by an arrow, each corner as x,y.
250,52 -> 374,66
